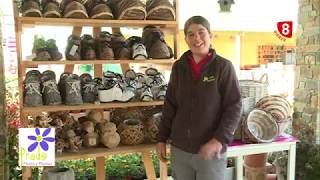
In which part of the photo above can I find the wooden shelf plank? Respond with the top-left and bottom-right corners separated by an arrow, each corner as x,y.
22,101 -> 164,113
18,17 -> 177,28
56,144 -> 155,160
21,59 -> 175,67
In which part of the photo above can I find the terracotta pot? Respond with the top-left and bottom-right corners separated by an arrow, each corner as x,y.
244,153 -> 268,167
244,153 -> 268,180
266,173 -> 277,180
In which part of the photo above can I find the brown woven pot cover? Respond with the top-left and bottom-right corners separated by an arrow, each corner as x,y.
65,34 -> 81,60
22,0 -> 42,17
60,0 -> 94,12
90,3 -> 113,19
142,26 -> 173,59
118,119 -> 145,145
111,33 -> 131,59
80,34 -> 96,60
95,31 -> 114,60
145,112 -> 162,142
42,0 -> 61,18
63,1 -> 88,19
243,109 -> 278,143
146,0 -> 175,20
108,0 -> 146,20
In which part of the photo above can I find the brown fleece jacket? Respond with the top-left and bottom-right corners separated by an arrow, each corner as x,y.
157,49 -> 242,153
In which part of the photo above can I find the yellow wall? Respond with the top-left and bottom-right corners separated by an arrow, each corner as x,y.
239,32 -> 296,66
173,30 -> 296,67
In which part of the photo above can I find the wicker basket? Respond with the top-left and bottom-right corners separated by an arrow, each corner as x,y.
239,74 -> 268,103
118,119 -> 144,145
256,95 -> 291,122
241,96 -> 255,117
145,112 -> 162,142
243,109 -> 278,143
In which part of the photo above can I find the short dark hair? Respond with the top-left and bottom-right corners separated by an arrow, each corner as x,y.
184,16 -> 211,35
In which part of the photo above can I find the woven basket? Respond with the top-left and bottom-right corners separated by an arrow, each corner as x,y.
241,96 -> 255,117
118,119 -> 144,145
243,109 -> 278,143
111,107 -> 144,126
145,112 -> 162,142
114,0 -> 146,20
239,74 -> 268,103
146,0 -> 175,20
256,95 -> 291,122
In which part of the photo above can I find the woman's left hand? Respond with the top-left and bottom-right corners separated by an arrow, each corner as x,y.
199,138 -> 222,160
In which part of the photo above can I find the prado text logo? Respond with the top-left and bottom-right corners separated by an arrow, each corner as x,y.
19,128 -> 55,166
274,21 -> 293,41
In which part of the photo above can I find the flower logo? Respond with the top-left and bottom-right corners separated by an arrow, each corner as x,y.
27,128 -> 55,152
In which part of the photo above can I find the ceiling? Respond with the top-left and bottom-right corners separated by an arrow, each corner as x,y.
0,0 -> 299,32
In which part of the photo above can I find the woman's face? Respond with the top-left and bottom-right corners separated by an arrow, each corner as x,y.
185,24 -> 212,56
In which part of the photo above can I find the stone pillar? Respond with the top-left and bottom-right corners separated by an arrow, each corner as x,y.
0,20 -> 7,180
293,0 -> 320,143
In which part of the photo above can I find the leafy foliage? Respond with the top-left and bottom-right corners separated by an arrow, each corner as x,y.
294,122 -> 320,180
32,35 -> 47,53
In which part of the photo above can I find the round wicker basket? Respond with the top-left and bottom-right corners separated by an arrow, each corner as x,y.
244,109 -> 278,143
118,119 -> 144,145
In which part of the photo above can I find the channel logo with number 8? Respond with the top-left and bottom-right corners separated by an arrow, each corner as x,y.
277,21 -> 293,38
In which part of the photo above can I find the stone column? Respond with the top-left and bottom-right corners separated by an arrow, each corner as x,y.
293,0 -> 320,143
0,20 -> 7,180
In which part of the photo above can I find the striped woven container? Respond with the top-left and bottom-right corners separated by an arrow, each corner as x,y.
243,109 -> 278,143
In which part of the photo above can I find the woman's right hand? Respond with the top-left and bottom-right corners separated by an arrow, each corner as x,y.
156,142 -> 168,163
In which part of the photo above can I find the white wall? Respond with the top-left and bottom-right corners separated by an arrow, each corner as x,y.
180,0 -> 298,32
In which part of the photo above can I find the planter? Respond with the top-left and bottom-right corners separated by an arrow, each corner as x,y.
244,153 -> 268,180
41,167 -> 75,180
118,119 -> 144,145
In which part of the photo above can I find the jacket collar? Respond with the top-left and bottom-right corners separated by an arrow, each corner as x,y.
181,48 -> 217,69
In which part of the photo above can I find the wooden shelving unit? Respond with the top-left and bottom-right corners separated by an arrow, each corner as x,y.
13,0 -> 179,179
21,59 -> 176,68
56,144 -> 155,161
17,16 -> 177,28
22,101 -> 164,113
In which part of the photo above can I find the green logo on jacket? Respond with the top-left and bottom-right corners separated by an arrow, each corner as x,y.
203,75 -> 215,82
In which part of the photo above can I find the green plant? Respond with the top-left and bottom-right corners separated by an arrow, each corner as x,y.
57,151 -> 172,179
32,35 -> 47,53
4,80 -> 21,180
57,159 -> 96,179
294,121 -> 320,180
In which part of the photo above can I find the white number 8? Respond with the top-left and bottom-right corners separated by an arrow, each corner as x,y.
282,23 -> 290,35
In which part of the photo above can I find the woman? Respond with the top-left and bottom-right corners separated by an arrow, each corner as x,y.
157,16 -> 242,180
